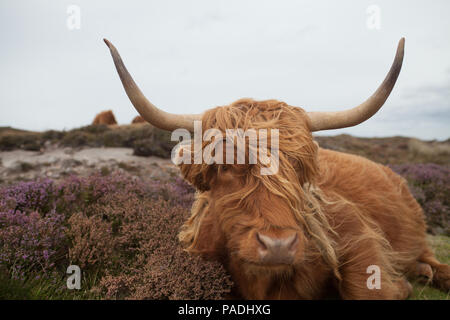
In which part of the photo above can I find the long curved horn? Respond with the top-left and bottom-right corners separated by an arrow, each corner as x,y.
307,38 -> 405,132
104,39 -> 201,131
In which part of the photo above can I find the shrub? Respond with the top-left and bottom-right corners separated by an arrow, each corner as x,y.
18,162 -> 34,172
0,171 -> 232,299
41,130 -> 65,141
389,163 -> 450,235
1,179 -> 55,213
1,124 -> 178,158
91,196 -> 232,299
0,134 -> 42,151
0,209 -> 66,278
67,212 -> 115,269
60,131 -> 96,148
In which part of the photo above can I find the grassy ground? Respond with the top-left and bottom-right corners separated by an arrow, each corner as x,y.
409,235 -> 450,300
0,268 -> 99,300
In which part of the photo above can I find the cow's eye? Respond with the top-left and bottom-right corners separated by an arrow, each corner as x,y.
222,166 -> 229,172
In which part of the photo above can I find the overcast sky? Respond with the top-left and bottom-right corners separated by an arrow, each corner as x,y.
0,0 -> 449,140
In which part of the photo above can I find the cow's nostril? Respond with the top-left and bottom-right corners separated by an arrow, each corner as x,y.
256,232 -> 268,250
288,233 -> 299,250
255,232 -> 298,264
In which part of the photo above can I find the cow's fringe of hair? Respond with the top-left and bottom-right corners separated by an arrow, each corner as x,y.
179,99 -> 342,279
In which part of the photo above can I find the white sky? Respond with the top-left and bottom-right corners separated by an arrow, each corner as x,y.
0,0 -> 449,140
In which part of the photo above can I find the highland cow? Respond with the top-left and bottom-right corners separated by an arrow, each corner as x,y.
92,110 -> 118,125
104,38 -> 450,299
131,115 -> 145,124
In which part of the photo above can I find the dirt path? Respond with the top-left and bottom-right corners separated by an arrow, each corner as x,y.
0,147 -> 178,184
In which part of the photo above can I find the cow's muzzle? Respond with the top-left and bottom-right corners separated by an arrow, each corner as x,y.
255,231 -> 299,265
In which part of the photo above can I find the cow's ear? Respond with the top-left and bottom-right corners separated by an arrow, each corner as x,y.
174,139 -> 219,191
179,163 -> 217,192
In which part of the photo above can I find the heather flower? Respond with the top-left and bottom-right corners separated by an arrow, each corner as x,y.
0,209 -> 66,275
0,179 -> 55,213
0,169 -> 228,299
389,163 -> 449,235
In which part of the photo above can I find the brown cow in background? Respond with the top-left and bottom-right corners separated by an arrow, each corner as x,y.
92,110 -> 118,125
131,115 -> 145,124
104,38 -> 450,299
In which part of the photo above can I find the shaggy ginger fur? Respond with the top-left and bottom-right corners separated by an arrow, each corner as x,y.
178,98 -> 450,299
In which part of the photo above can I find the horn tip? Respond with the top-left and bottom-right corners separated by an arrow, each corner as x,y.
395,38 -> 405,58
103,38 -> 112,49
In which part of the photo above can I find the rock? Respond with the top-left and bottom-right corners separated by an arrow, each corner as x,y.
61,158 -> 82,169
63,148 -> 75,155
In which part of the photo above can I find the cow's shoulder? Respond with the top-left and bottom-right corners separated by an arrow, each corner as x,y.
316,147 -> 402,196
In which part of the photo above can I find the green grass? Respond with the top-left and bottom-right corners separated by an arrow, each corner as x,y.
409,235 -> 450,300
0,268 -> 100,300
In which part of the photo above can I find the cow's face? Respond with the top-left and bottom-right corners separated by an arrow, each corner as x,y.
178,100 -> 320,275
198,166 -> 308,270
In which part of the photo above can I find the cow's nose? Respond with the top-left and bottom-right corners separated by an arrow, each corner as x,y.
256,232 -> 298,264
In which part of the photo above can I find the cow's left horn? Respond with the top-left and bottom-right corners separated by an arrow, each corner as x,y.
307,38 -> 405,131
104,39 -> 201,132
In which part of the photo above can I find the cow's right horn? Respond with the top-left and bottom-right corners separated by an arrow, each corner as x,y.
307,38 -> 405,132
104,39 -> 201,132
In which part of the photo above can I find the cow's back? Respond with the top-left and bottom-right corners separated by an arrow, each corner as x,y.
316,148 -> 427,260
